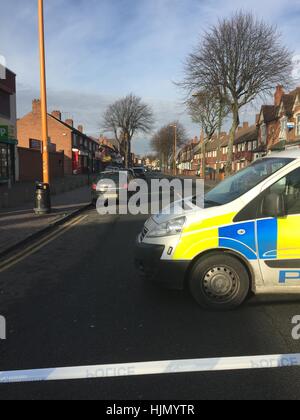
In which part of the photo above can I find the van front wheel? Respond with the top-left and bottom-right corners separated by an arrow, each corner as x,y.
189,254 -> 250,310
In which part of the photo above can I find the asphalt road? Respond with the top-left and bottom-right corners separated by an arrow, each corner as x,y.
0,190 -> 300,399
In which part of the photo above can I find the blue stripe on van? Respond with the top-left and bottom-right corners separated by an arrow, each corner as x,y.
219,222 -> 257,260
257,219 -> 278,260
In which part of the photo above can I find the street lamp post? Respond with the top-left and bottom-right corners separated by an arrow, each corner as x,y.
38,0 -> 50,185
169,124 -> 177,176
34,0 -> 51,214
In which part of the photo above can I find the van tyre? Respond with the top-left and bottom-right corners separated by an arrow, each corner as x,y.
189,254 -> 250,310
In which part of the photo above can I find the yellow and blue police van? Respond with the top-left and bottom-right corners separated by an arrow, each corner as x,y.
135,149 -> 300,309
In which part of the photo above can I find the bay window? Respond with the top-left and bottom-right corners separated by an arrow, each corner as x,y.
296,115 -> 300,137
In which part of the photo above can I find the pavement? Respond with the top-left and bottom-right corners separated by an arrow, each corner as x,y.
0,179 -> 300,399
0,175 -> 91,210
0,185 -> 92,257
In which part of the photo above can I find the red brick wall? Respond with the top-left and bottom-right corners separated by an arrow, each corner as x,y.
18,148 -> 41,181
17,102 -> 73,175
266,120 -> 280,149
50,151 -> 64,179
18,147 -> 64,182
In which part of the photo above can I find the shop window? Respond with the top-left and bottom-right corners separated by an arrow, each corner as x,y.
0,90 -> 10,118
0,144 -> 9,180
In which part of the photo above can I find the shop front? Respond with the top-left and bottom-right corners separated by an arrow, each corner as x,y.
0,67 -> 18,185
0,127 -> 18,185
72,148 -> 89,174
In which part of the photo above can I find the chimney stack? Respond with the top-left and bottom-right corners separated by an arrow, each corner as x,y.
32,99 -> 41,114
51,110 -> 61,120
275,85 -> 284,107
77,125 -> 83,133
65,119 -> 74,128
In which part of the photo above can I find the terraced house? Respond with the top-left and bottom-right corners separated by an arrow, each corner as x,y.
17,100 -> 100,179
178,86 -> 300,177
178,123 -> 259,177
257,85 -> 300,152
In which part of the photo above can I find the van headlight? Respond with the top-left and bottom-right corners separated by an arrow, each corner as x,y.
147,217 -> 186,238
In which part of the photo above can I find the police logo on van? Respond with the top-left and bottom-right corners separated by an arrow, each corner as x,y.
279,271 -> 300,284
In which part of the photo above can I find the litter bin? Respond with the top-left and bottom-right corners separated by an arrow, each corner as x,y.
34,182 -> 51,215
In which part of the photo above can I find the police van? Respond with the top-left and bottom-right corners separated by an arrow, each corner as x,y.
135,149 -> 300,309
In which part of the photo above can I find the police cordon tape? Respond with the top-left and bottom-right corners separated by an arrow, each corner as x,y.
1,353 -> 300,384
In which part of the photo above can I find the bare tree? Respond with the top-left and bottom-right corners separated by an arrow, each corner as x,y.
102,94 -> 154,167
151,122 -> 188,171
188,91 -> 229,178
181,11 -> 293,174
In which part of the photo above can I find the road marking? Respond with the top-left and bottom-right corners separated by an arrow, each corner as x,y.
0,353 -> 300,384
1,213 -> 86,266
0,215 -> 87,273
0,214 -> 85,269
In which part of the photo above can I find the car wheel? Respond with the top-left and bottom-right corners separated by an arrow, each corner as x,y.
189,254 -> 250,310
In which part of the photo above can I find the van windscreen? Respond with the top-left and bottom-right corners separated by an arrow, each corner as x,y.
205,158 -> 293,206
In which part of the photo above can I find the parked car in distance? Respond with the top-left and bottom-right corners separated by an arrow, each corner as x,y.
91,171 -> 136,205
104,165 -> 122,172
133,167 -> 147,179
125,168 -> 137,178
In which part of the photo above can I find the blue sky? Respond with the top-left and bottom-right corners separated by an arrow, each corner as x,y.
1,0 -> 300,154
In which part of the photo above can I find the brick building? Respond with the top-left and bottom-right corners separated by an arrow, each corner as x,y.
97,135 -> 123,167
177,123 -> 259,177
257,85 -> 300,152
231,123 -> 259,171
177,137 -> 199,174
177,85 -> 300,177
17,100 -> 100,176
0,67 -> 18,185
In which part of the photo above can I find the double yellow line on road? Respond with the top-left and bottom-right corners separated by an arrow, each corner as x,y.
0,214 -> 87,273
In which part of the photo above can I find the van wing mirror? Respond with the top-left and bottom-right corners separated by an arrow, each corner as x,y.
262,192 -> 286,218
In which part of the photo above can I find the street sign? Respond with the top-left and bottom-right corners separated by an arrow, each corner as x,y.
0,125 -> 9,140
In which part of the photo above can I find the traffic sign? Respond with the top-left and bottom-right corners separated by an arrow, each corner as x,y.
0,125 -> 8,140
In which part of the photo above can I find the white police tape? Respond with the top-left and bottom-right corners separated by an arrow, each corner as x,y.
1,353 -> 300,384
